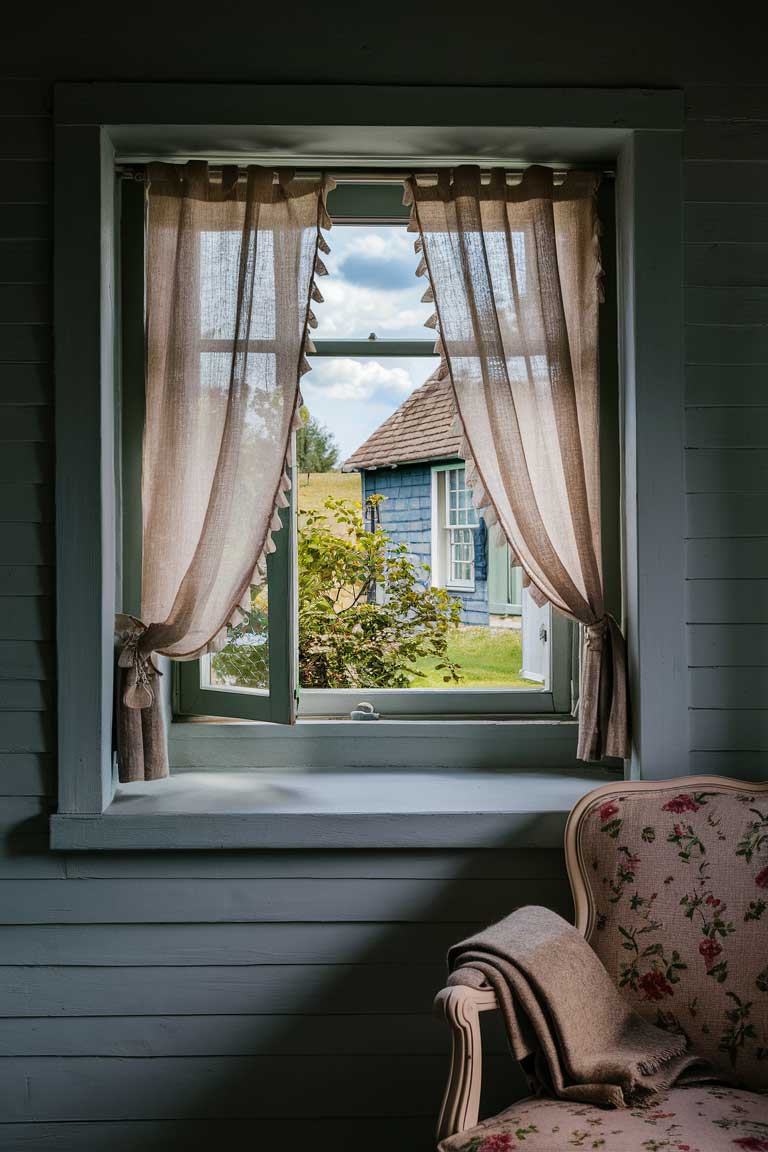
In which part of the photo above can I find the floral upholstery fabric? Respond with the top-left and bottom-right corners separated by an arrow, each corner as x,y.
577,786 -> 768,1092
439,1086 -> 768,1152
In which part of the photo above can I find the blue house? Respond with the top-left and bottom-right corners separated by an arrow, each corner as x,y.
343,374 -> 523,628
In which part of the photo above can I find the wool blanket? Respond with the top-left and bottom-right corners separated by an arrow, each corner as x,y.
448,905 -> 714,1107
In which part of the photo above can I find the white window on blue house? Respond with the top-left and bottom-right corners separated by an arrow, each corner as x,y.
446,466 -> 478,589
431,465 -> 478,591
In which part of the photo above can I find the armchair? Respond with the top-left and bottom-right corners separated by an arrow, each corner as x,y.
435,777 -> 768,1151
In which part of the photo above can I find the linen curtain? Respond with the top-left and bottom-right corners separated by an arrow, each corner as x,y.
405,165 -> 628,760
116,161 -> 333,781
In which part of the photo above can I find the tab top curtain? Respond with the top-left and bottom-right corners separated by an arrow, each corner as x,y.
404,165 -> 628,760
116,161 -> 333,781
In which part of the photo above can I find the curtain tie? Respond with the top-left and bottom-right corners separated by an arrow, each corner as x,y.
115,613 -> 161,710
584,613 -> 618,650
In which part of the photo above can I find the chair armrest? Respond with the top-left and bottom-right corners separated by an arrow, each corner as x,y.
433,984 -> 499,1142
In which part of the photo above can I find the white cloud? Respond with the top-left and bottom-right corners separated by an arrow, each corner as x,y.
317,278 -> 431,339
335,228 -> 415,263
300,227 -> 436,459
316,225 -> 432,339
305,358 -> 415,402
302,355 -> 435,459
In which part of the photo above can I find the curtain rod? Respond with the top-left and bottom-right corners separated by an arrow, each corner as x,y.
115,163 -> 614,182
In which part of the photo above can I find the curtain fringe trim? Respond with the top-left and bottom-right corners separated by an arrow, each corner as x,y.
237,173 -> 336,622
127,173 -> 336,669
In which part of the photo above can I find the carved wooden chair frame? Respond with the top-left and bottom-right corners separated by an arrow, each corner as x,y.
433,776 -> 768,1143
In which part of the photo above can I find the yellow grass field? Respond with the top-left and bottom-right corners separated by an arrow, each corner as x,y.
297,470 -> 361,533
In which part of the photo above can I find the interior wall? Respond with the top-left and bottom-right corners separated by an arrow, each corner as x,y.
0,8 -> 767,1146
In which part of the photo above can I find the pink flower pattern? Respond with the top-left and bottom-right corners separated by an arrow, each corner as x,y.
444,1087 -> 768,1152
480,1136 -> 517,1152
586,789 -> 768,1088
698,937 -> 723,970
663,794 -> 702,814
638,970 -> 674,1001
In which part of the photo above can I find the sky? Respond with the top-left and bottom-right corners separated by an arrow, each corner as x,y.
303,225 -> 438,461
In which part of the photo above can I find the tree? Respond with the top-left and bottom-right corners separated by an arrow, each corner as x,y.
295,405 -> 339,477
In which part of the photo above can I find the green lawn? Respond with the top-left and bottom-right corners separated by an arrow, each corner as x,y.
412,625 -> 540,689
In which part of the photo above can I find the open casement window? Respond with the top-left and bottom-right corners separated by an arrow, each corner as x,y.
119,177 -> 619,723
118,176 -> 297,724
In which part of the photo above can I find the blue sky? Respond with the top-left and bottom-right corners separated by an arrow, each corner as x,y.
303,225 -> 438,461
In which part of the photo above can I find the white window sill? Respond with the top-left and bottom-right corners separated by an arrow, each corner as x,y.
50,767 -> 618,851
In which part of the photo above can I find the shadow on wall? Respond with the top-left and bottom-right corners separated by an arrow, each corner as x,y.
1,806 -> 573,1151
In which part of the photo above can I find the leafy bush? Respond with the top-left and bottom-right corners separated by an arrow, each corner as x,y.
298,496 -> 461,688
211,495 -> 462,691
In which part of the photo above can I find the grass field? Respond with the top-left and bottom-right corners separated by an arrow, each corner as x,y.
412,625 -> 540,689
297,470 -> 361,520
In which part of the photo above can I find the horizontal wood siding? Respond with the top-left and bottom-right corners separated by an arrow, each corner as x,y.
0,77 -> 762,1151
0,75 -> 564,1145
685,86 -> 768,769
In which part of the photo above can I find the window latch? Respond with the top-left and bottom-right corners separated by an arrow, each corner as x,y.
351,701 -> 380,721
539,624 -> 548,644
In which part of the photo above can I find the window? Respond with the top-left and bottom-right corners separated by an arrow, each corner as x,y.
443,465 -> 478,590
50,88 -> 688,841
117,177 -> 615,721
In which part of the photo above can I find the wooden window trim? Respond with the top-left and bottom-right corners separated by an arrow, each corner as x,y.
51,83 -> 685,839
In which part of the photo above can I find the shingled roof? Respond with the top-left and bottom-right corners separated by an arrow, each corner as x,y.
342,374 -> 461,472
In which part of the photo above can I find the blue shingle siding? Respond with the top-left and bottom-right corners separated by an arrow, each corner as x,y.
362,464 -> 489,626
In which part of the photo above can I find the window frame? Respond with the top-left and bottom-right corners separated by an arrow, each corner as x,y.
160,182 -> 573,719
436,463 -> 478,592
51,83 -> 686,838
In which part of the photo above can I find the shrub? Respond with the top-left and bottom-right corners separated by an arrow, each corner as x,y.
298,496 -> 462,689
211,495 -> 462,691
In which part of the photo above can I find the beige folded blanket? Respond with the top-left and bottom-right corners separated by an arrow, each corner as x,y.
448,905 -> 713,1108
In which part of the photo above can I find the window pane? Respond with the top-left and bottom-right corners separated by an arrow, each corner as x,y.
446,467 -> 478,528
314,226 -> 434,340
200,230 -> 276,341
449,527 -> 474,586
206,585 -> 269,692
304,356 -> 433,463
294,224 -> 541,696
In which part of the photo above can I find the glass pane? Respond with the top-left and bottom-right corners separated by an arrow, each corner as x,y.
314,225 -> 434,340
206,585 -> 269,692
296,221 -> 540,696
200,230 -> 276,341
449,528 -> 473,585
446,467 -> 478,528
